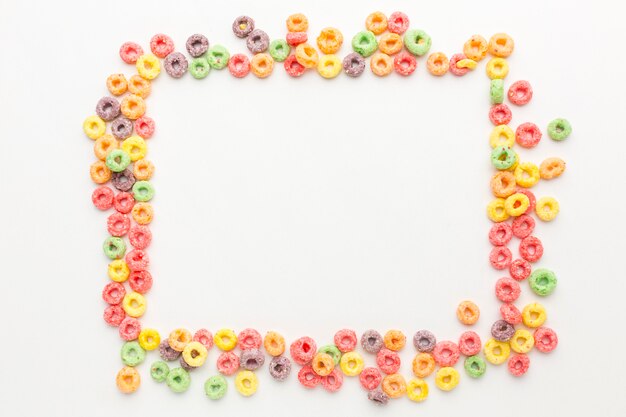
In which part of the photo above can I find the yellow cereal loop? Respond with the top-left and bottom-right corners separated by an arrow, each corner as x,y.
121,136 -> 148,162
504,192 -> 530,217
182,341 -> 208,367
522,303 -> 547,328
121,94 -> 146,120
489,125 -> 515,148
133,159 -> 155,181
514,162 -> 540,188
108,259 -> 130,282
510,329 -> 534,354
487,198 -> 510,222
406,378 -> 429,402
435,367 -> 460,391
122,291 -> 146,318
94,134 -> 119,160
486,58 -> 509,79
132,202 -> 154,225
317,54 -> 342,79
138,328 -> 161,351
295,43 -> 319,68
484,338 -> 511,365
378,33 -> 403,55
536,197 -> 560,221
339,351 -> 364,376
214,328 -> 238,351
168,328 -> 192,352
235,370 -> 258,396
365,11 -> 388,35
456,58 -> 477,69
316,27 -> 343,54
412,353 -> 435,378
136,54 -> 161,80
83,115 -> 106,140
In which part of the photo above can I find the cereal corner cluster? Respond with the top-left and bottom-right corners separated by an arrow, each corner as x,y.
83,11 -> 570,403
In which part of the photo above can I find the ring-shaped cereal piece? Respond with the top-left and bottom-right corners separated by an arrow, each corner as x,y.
320,368 -> 343,392
182,341 -> 208,368
103,236 -> 126,259
432,341 -> 460,367
449,53 -> 470,76
519,235 -> 544,262
92,186 -> 114,211
213,328 -> 237,351
83,115 -> 106,140
529,268 -> 558,296
94,135 -> 119,161
426,52 -> 449,76
151,361 -> 170,382
107,212 -> 130,237
133,160 -> 154,181
516,122 -> 542,148
122,291 -> 146,318
136,54 -> 161,80
393,51 -> 417,76
128,75 -> 151,98
488,33 -> 514,57
108,259 -> 129,282
412,353 -> 435,378
334,329 -> 358,353
116,366 -> 140,393
534,327 -> 558,353
96,97 -> 121,121
317,54 -> 342,79
486,57 -> 509,79
465,356 -> 487,378
246,30 -> 269,54
339,351 -> 364,376
284,54 -> 306,77
458,331 -> 482,356
376,348 -> 401,374
547,118 -> 572,141
463,34 -> 488,61
237,328 -> 262,350
286,32 -> 308,47
263,331 -> 285,356
456,300 -> 480,325
490,171 -> 516,199
489,103 -> 512,126
107,74 -> 128,96
286,13 -> 308,32
406,378 -> 428,402
508,80 -> 533,105
491,319 -> 516,342
483,338 -> 511,365
505,192 -> 530,217
361,329 -> 384,353
290,336 -> 317,365
206,45 -> 230,69
228,54 -> 251,78
138,328 -> 160,351
435,367 -> 459,391
295,43 -> 318,68
216,351 -> 239,375
204,375 -> 227,400
365,11 -> 388,35
487,198 -> 509,223
508,354 -> 530,376
318,345 -> 342,365
120,94 -> 146,120
268,39 -> 290,62
168,328 -> 192,352
119,42 -> 143,64
522,303 -> 547,328
489,125 -> 516,148
370,52 -> 393,76
404,29 -> 432,56
359,367 -> 382,390
382,373 -> 406,399
512,215 -> 534,239
535,196 -> 560,221
510,329 -> 534,354
317,27 -> 343,54
378,33 -> 403,55
387,11 -> 410,34
491,146 -> 517,170
186,33 -> 209,57
312,352 -> 335,376
150,34 -> 174,58
383,330 -> 406,351
539,157 -> 566,180
102,281 -> 125,305
119,317 -> 141,341
189,57 -> 210,79
105,149 -> 131,173
414,330 -> 437,351
111,117 -> 133,140
268,356 -> 291,381
132,180 -> 154,202
456,58 -> 477,69
121,136 -> 147,162
509,258 -> 532,281
131,202 -> 153,225
121,341 -> 146,367
491,79 -> 505,104
298,365 -> 321,388
351,30 -> 378,57
495,277 -> 521,302
514,162 -> 540,188
166,367 -> 191,393
500,303 -> 523,325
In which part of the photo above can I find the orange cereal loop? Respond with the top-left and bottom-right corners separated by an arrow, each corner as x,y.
365,11 -> 388,35
539,157 -> 566,180
370,52 -> 393,76
133,159 -> 155,181
263,331 -> 286,356
382,374 -> 407,399
128,75 -> 151,98
106,74 -> 127,96
412,353 -> 436,378
463,35 -> 488,61
378,33 -> 403,55
427,52 -> 449,76
383,330 -> 406,351
116,366 -> 140,394
295,43 -> 319,68
312,352 -> 335,376
488,33 -> 514,57
132,202 -> 154,225
286,13 -> 308,32
90,160 -> 111,184
490,171 -> 517,198
250,53 -> 274,78
316,27 -> 343,54
457,300 -> 480,325
168,328 -> 192,352
120,94 -> 146,120
94,134 -> 119,161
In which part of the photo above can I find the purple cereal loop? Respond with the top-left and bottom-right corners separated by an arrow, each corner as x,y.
185,34 -> 209,57
413,330 -> 437,352
491,320 -> 515,342
268,356 -> 291,381
360,329 -> 384,354
111,168 -> 136,192
240,349 -> 265,370
246,29 -> 270,53
164,52 -> 188,78
232,15 -> 255,38
111,117 -> 133,140
159,340 -> 181,361
367,388 -> 389,405
96,97 -> 121,121
343,52 -> 366,77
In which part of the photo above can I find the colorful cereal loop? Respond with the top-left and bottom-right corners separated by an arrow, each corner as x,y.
435,367 -> 459,391
339,351 -> 364,376
406,379 -> 429,402
483,338 -> 511,365
536,197 -> 560,221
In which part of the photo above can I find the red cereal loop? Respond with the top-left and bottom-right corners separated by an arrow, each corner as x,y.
458,331 -> 482,356
107,212 -> 131,237
393,51 -> 417,76
512,214 -> 535,239
508,354 -> 530,376
321,368 -> 343,392
284,54 -> 306,77
217,352 -> 240,375
333,329 -> 358,353
489,104 -> 512,126
128,270 -> 153,294
290,336 -> 317,365
519,236 -> 544,262
228,54 -> 251,78
387,11 -> 410,34
104,305 -> 125,326
114,192 -> 135,214
515,188 -> 536,215
238,328 -> 263,350
432,341 -> 460,367
298,365 -> 321,388
150,34 -> 174,58
359,367 -> 382,390
508,80 -> 533,106
509,258 -> 532,281
448,53 -> 469,76
102,282 -> 126,305
128,225 -> 152,249
193,329 -> 214,350
495,277 -> 521,303
134,116 -> 155,139
376,348 -> 401,374
119,317 -> 141,341
534,327 -> 558,353
500,303 -> 522,325
488,222 -> 513,246
489,246 -> 512,270
515,122 -> 542,148
286,32 -> 308,47
125,249 -> 150,271
119,42 -> 144,64
92,186 -> 115,210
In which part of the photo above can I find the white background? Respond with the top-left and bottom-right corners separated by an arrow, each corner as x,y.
1,0 -> 625,416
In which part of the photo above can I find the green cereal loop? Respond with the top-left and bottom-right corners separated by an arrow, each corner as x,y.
529,268 -> 558,296
318,345 -> 342,365
204,375 -> 228,400
166,367 -> 191,393
206,45 -> 230,69
103,236 -> 126,259
547,118 -> 572,141
121,341 -> 146,367
269,39 -> 290,62
490,79 -> 504,104
132,180 -> 154,202
105,149 -> 131,173
150,361 -> 170,382
403,29 -> 432,56
464,356 -> 486,378
490,146 -> 517,170
190,57 -> 210,79
351,31 -> 378,57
